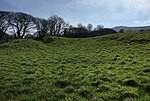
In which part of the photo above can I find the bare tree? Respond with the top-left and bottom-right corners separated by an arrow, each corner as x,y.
96,25 -> 104,31
8,12 -> 35,38
48,15 -> 65,36
35,18 -> 49,33
0,11 -> 10,33
87,24 -> 93,32
34,18 -> 49,38
77,23 -> 83,28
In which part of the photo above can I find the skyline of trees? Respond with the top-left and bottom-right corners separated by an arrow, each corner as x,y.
0,11 -> 117,39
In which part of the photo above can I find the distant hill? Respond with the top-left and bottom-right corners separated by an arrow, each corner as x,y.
112,26 -> 150,32
112,26 -> 128,32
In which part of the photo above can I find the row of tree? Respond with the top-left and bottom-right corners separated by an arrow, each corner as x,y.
63,24 -> 117,38
0,11 -> 67,39
0,11 -> 117,39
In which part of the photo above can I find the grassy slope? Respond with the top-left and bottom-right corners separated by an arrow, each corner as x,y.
0,32 -> 150,101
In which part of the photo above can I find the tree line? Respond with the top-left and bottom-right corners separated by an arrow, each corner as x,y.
0,11 -> 117,40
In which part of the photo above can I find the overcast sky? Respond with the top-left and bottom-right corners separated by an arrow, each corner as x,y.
0,0 -> 150,27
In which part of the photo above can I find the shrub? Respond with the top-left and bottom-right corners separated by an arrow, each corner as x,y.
41,36 -> 54,43
54,80 -> 70,88
24,70 -> 35,74
119,92 -> 138,101
143,69 -> 150,73
91,81 -> 100,87
64,86 -> 74,93
96,85 -> 110,92
122,79 -> 138,87
79,89 -> 93,99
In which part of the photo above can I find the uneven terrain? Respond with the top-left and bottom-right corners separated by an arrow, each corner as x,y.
0,32 -> 150,101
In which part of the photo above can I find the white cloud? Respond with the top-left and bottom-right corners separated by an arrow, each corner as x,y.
134,20 -> 150,25
71,0 -> 150,14
67,0 -> 150,27
72,0 -> 150,9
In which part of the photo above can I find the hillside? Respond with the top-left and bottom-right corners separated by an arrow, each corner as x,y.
112,26 -> 150,32
0,32 -> 150,101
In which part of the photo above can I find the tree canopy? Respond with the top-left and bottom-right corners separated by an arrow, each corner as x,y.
0,11 -> 117,39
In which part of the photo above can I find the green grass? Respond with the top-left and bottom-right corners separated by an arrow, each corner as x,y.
0,32 -> 150,101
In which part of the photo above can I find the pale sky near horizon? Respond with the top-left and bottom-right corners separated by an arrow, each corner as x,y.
0,0 -> 150,28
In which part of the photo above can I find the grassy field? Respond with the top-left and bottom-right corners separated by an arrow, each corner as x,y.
0,32 -> 150,101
